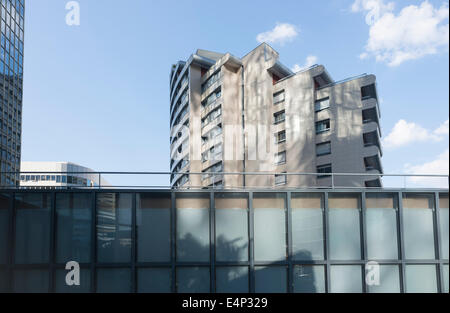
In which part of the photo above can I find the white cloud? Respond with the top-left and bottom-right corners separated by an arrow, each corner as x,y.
434,119 -> 449,135
256,23 -> 298,45
292,55 -> 318,72
352,1 -> 449,66
383,119 -> 447,148
405,148 -> 449,188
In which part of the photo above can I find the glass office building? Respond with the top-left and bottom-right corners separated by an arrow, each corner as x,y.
0,189 -> 448,293
0,0 -> 24,187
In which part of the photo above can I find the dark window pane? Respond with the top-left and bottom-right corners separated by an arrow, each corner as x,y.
176,194 -> 210,262
0,269 -> 7,292
255,266 -> 287,293
55,269 -> 91,293
137,194 -> 171,262
215,193 -> 248,262
177,267 -> 210,293
137,268 -> 171,293
0,209 -> 8,264
14,194 -> 51,264
97,268 -> 131,293
293,265 -> 325,293
96,193 -> 132,263
216,266 -> 248,293
330,265 -> 362,293
13,269 -> 49,293
56,193 -> 92,263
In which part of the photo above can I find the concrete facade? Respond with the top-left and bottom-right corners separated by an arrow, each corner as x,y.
169,43 -> 382,189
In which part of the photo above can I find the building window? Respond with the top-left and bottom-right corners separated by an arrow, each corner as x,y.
316,142 -> 331,156
275,173 -> 287,185
361,84 -> 377,100
274,110 -> 285,124
315,119 -> 330,134
201,69 -> 221,93
275,130 -> 286,144
273,90 -> 285,104
315,98 -> 330,112
317,164 -> 332,178
275,151 -> 286,165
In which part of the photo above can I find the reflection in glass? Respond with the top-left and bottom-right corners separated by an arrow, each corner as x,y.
13,270 -> 49,293
403,194 -> 435,259
291,193 -> 324,260
176,194 -> 210,262
97,268 -> 131,293
443,265 -> 449,293
0,209 -> 8,264
177,267 -> 210,293
56,193 -> 92,263
405,265 -> 437,293
14,194 -> 51,264
137,194 -> 171,262
215,193 -> 248,262
293,265 -> 325,293
138,268 -> 171,293
367,265 -> 400,293
55,269 -> 90,293
253,193 -> 286,262
216,266 -> 249,293
328,194 -> 361,260
96,193 -> 132,263
439,194 -> 449,259
330,265 -> 362,293
255,266 -> 287,293
365,193 -> 398,260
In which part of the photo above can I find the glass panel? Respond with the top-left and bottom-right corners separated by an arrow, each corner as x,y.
403,194 -> 435,259
137,268 -> 171,293
439,194 -> 449,259
330,265 -> 362,293
253,193 -> 286,262
405,265 -> 437,293
14,194 -> 51,264
254,266 -> 287,293
443,265 -> 449,293
96,193 -> 132,263
56,193 -> 92,263
216,266 -> 249,293
177,267 -> 210,293
366,193 -> 399,260
293,265 -> 325,293
0,269 -> 7,292
137,193 -> 171,262
215,193 -> 248,262
96,268 -> 131,293
367,265 -> 400,293
13,269 -> 49,293
0,209 -> 8,264
291,193 -> 324,260
176,193 -> 210,262
328,194 -> 361,260
55,269 -> 91,293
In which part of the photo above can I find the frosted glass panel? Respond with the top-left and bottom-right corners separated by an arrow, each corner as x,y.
255,266 -> 287,293
14,194 -> 51,264
177,267 -> 210,293
330,265 -> 362,293
56,193 -> 92,263
329,194 -> 361,260
13,270 -> 49,293
405,265 -> 437,293
254,194 -> 286,262
137,194 -> 171,262
137,268 -> 171,293
293,265 -> 325,293
0,209 -> 8,264
216,267 -> 248,293
97,268 -> 131,293
439,195 -> 449,259
96,193 -> 132,263
367,265 -> 400,293
366,194 -> 398,260
403,194 -> 435,259
292,194 -> 324,261
55,269 -> 91,293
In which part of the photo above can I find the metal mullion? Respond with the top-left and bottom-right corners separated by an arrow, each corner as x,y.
249,191 -> 254,293
49,191 -> 56,293
210,191 -> 215,293
361,192 -> 368,293
171,191 -> 176,293
131,192 -> 137,293
7,191 -> 15,292
324,192 -> 331,293
433,192 -> 444,293
90,191 -> 96,293
397,191 -> 406,293
287,191 -> 293,293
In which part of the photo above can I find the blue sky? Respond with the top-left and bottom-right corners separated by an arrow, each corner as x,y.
22,0 -> 449,187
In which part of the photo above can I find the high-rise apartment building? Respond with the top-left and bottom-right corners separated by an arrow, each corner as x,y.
169,43 -> 382,189
0,0 -> 25,187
